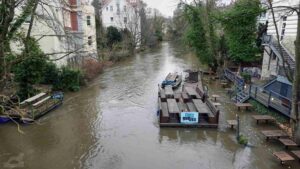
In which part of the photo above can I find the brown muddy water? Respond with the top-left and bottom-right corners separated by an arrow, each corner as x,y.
0,42 -> 298,169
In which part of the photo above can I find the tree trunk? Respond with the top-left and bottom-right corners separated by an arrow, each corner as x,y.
292,10 -> 300,144
93,0 -> 105,61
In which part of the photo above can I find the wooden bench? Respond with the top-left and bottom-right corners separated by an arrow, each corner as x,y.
291,150 -> 300,162
160,89 -> 166,102
273,151 -> 295,164
192,99 -> 210,115
186,102 -> 197,112
195,86 -> 207,102
20,92 -> 46,106
174,93 -> 181,102
252,115 -> 275,124
181,92 -> 190,103
211,94 -> 220,101
178,102 -> 188,112
32,96 -> 51,108
160,102 -> 169,123
165,86 -> 174,98
227,120 -> 237,129
213,102 -> 221,107
278,138 -> 298,149
220,82 -> 228,88
261,130 -> 289,141
235,103 -> 253,111
206,99 -> 220,124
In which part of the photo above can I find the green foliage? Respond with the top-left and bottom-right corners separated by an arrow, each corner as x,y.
238,135 -> 248,145
249,99 -> 288,123
14,38 -> 47,100
217,0 -> 263,63
53,67 -> 82,92
241,72 -> 251,83
106,26 -> 122,48
42,62 -> 60,85
184,4 -> 213,65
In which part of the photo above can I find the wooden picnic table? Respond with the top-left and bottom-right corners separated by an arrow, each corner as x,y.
167,99 -> 180,114
252,115 -> 275,124
273,151 -> 295,164
235,103 -> 253,111
213,102 -> 221,107
227,120 -> 237,129
278,138 -> 298,149
185,87 -> 198,97
261,130 -> 289,140
211,94 -> 220,101
220,82 -> 228,88
165,86 -> 174,98
291,150 -> 300,161
192,99 -> 210,114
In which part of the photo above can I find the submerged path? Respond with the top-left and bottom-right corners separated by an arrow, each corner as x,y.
0,42 -> 295,169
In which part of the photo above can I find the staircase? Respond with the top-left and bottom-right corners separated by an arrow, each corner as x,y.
272,43 -> 295,69
263,35 -> 295,70
224,69 -> 250,103
231,83 -> 250,103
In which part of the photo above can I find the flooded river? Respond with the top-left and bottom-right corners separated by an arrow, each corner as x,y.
0,42 -> 297,169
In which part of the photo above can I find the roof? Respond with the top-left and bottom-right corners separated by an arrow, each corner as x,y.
277,76 -> 292,86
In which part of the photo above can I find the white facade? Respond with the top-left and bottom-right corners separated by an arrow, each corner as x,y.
12,0 -> 97,67
261,0 -> 299,79
101,0 -> 142,47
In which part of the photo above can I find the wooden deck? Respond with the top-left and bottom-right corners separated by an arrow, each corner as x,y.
261,130 -> 289,140
158,72 -> 220,128
252,115 -> 275,124
273,151 -> 295,164
250,85 -> 292,118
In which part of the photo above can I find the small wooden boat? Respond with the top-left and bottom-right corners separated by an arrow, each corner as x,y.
161,72 -> 182,89
0,92 -> 64,123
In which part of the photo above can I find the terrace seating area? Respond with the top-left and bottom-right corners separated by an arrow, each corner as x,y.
158,83 -> 220,127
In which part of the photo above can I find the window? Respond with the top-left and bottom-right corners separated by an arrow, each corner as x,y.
110,17 -> 114,22
87,16 -> 91,26
123,5 -> 127,12
88,36 -> 92,46
117,3 -> 120,15
110,5 -> 113,11
106,7 -> 108,11
124,17 -> 127,23
280,16 -> 287,40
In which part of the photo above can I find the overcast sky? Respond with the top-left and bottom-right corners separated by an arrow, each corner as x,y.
143,0 -> 232,17
143,0 -> 180,17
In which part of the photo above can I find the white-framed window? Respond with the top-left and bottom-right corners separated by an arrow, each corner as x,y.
124,5 -> 127,12
87,16 -> 91,26
106,7 -> 109,11
110,5 -> 113,11
110,17 -> 114,22
124,17 -> 127,23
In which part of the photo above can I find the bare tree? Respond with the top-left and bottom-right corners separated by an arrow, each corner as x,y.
266,0 -> 300,143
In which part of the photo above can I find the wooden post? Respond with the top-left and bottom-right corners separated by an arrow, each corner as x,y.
236,114 -> 240,141
255,87 -> 258,98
